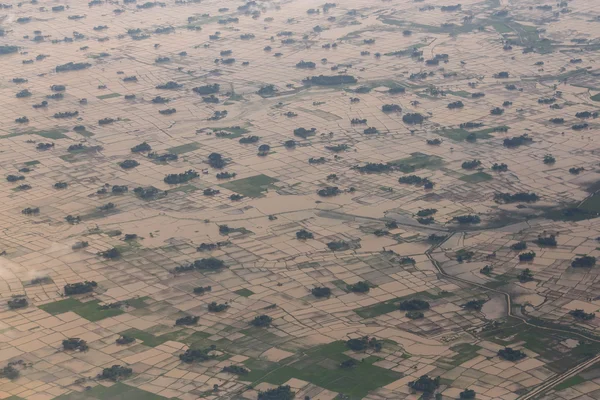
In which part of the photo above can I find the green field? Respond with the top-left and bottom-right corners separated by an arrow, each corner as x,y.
24,160 -> 40,166
552,375 -> 585,391
54,382 -> 169,400
119,327 -> 193,347
354,290 -> 451,318
167,142 -> 201,154
579,192 -> 600,213
39,299 -> 123,321
75,128 -> 94,137
220,174 -> 279,197
242,341 -> 402,399
438,128 -> 496,142
441,343 -> 482,366
0,129 -> 69,140
446,90 -> 472,98
592,93 -> 600,102
460,171 -> 493,183
234,288 -> 254,297
480,318 -> 600,373
391,153 -> 444,172
97,93 -> 122,100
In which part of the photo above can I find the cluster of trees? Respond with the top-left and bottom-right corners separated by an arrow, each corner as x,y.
302,75 -> 357,85
63,338 -> 88,351
511,241 -> 527,251
21,207 -> 39,215
208,302 -> 229,312
216,172 -> 236,179
251,315 -> 273,327
498,347 -> 526,361
402,113 -> 424,124
519,251 -> 536,262
296,60 -> 316,69
382,104 -> 401,113
543,154 -> 556,164
535,234 -> 557,247
134,186 -> 163,199
99,365 -> 132,381
193,84 -> 220,95
346,336 -> 382,352
116,335 -> 135,345
152,96 -> 169,104
56,62 -> 91,72
156,81 -> 182,90
570,309 -> 595,321
492,163 -> 508,172
64,281 -> 97,295
399,299 -> 430,312
462,160 -> 481,170
347,281 -> 370,293
569,167 -> 585,175
494,192 -> 539,204
452,215 -> 480,224
317,186 -> 341,197
462,299 -> 486,311
456,250 -> 474,262
148,152 -> 177,162
8,297 -> 28,309
7,175 -> 25,182
179,347 -> 216,363
296,229 -> 314,239
398,175 -> 434,189
208,153 -> 226,168
572,255 -> 596,268
193,286 -> 212,295
175,316 -> 199,326
257,85 -> 277,97
65,215 -> 81,224
203,188 -> 220,196
0,364 -> 20,380
174,257 -> 226,273
328,241 -> 350,251
518,268 -> 534,282
16,89 -> 32,98
222,365 -> 248,375
99,247 -> 120,259
309,157 -> 326,164
480,265 -> 493,275
258,385 -> 294,400
353,163 -> 393,173
54,111 -> 79,119
448,101 -> 464,109
408,375 -> 440,396
164,170 -> 199,184
293,127 -> 316,139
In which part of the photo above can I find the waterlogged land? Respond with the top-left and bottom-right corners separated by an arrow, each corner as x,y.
0,0 -> 600,399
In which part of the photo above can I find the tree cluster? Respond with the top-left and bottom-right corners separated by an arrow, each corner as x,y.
64,281 -> 97,295
494,192 -> 539,204
346,336 -> 382,352
100,365 -> 132,381
572,255 -> 596,268
175,316 -> 199,326
498,347 -> 526,361
164,170 -> 199,184
63,338 -> 88,351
